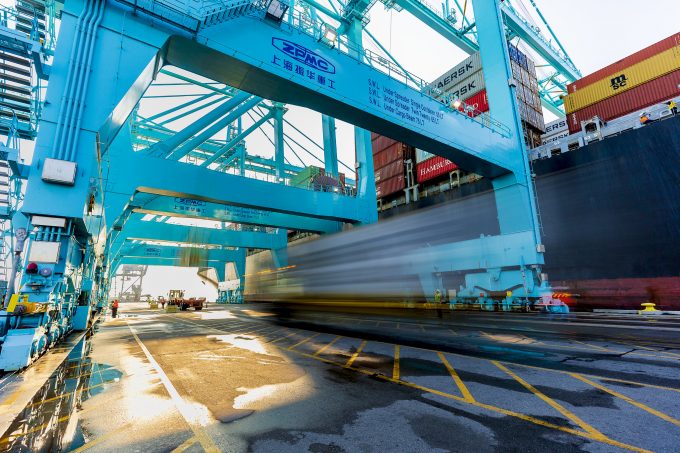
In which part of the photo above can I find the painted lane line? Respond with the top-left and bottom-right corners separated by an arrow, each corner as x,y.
287,333 -> 321,351
437,352 -> 475,402
344,340 -> 367,368
570,373 -> 680,427
268,332 -> 299,344
71,421 -> 136,452
393,345 -> 400,380
509,361 -> 680,394
166,312 -> 656,453
573,341 -> 612,352
313,336 -> 343,356
492,361 -> 606,439
0,394 -> 123,447
127,323 -> 219,453
170,435 -> 199,453
290,348 -> 651,453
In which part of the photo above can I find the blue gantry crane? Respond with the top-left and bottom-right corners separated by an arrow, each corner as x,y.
0,0 -> 576,370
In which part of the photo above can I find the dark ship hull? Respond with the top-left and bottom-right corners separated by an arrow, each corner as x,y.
382,116 -> 680,310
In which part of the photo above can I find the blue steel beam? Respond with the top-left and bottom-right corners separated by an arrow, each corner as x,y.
392,0 -> 478,53
91,12 -> 515,176
500,2 -> 580,79
168,95 -> 262,160
391,0 -> 579,111
145,91 -> 251,158
107,192 -> 343,233
106,149 -> 374,223
201,111 -> 274,167
110,216 -> 287,250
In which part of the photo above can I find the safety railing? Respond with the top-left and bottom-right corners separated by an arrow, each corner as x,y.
284,7 -> 511,137
500,2 -> 579,76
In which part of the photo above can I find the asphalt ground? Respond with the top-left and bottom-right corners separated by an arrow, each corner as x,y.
0,303 -> 679,452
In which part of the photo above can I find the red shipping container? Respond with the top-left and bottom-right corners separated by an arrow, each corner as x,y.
416,155 -> 458,183
374,159 -> 404,182
376,174 -> 405,198
372,142 -> 404,168
372,143 -> 415,169
371,134 -> 398,154
567,69 -> 680,134
567,32 -> 680,94
462,89 -> 489,115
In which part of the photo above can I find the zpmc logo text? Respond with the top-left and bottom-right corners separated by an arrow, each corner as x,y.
272,38 -> 336,74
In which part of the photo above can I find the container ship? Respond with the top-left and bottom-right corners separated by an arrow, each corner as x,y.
371,33 -> 680,310
244,34 -> 680,310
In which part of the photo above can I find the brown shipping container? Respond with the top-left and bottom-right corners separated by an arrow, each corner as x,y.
567,32 -> 680,94
371,134 -> 399,154
376,174 -> 405,199
567,69 -> 680,134
372,142 -> 414,169
374,159 -> 404,182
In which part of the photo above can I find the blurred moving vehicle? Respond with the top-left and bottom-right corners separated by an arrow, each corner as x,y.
244,197 -> 554,312
168,290 -> 205,311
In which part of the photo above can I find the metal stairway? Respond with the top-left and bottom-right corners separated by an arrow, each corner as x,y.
0,159 -> 11,219
0,48 -> 36,139
15,0 -> 47,43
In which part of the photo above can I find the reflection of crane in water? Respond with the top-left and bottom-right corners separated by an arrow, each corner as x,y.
111,265 -> 148,303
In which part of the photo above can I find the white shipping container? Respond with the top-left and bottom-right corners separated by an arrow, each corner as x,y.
543,117 -> 568,136
429,52 -> 482,93
541,130 -> 569,145
442,71 -> 486,100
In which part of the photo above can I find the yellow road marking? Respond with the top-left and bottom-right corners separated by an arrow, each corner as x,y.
570,373 -> 680,427
268,332 -> 298,344
291,349 -> 651,453
437,352 -> 474,402
313,336 -> 342,356
161,313 -> 657,453
573,341 -> 611,352
24,379 -> 124,409
511,362 -> 680,394
493,361 -> 605,439
287,333 -> 320,350
393,345 -> 400,380
71,421 -> 136,452
344,340 -> 367,367
0,383 -> 24,409
0,395 -> 123,446
170,436 -> 199,453
128,323 -> 219,453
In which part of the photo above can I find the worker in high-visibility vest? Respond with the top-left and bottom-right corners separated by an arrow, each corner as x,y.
111,299 -> 119,318
667,100 -> 678,116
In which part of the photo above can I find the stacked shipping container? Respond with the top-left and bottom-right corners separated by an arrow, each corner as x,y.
371,133 -> 415,199
564,33 -> 680,134
540,117 -> 569,145
412,44 -> 545,184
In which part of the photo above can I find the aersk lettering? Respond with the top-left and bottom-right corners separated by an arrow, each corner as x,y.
272,38 -> 336,74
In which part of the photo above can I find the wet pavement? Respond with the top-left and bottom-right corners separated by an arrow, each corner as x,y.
0,303 -> 679,452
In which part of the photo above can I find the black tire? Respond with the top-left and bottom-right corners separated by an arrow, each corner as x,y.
195,306 -> 203,311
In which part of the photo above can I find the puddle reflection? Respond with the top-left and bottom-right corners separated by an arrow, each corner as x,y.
0,331 -> 122,452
